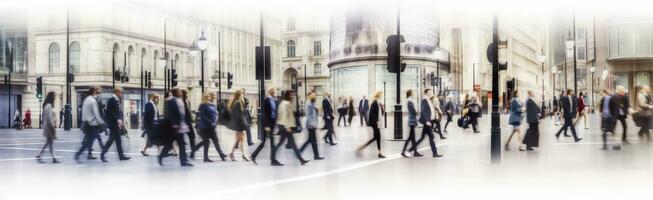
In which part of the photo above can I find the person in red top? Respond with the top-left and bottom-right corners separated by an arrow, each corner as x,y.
23,109 -> 32,129
574,92 -> 588,129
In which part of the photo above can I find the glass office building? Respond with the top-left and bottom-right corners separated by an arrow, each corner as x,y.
328,4 -> 449,107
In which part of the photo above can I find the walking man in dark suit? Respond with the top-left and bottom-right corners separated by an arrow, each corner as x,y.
322,92 -> 337,145
412,89 -> 443,157
159,88 -> 193,167
599,89 -> 618,150
140,93 -> 160,156
251,87 -> 283,166
555,89 -> 582,142
358,95 -> 369,126
613,86 -> 629,142
100,87 -> 131,162
523,91 -> 541,150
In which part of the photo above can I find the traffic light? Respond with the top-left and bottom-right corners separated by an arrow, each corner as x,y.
114,70 -> 121,81
486,42 -> 508,71
67,73 -> 75,83
146,71 -> 152,89
386,34 -> 406,73
227,72 -> 233,89
36,76 -> 43,100
171,69 -> 178,87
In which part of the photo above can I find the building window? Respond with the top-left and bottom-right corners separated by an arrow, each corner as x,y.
577,47 -> 586,60
287,40 -> 296,58
314,63 -> 322,76
314,41 -> 321,56
48,42 -> 60,73
313,85 -> 324,96
287,17 -> 295,31
70,42 -> 80,73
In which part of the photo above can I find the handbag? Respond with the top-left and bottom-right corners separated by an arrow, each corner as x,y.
218,106 -> 231,125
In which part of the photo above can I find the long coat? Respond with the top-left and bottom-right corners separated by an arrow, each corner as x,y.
227,100 -> 249,131
42,104 -> 57,139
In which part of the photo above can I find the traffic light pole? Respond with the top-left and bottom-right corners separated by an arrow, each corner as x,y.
201,50 -> 205,94
218,32 -> 222,103
257,13 -> 266,144
64,6 -> 72,131
393,7 -> 403,140
490,14 -> 501,163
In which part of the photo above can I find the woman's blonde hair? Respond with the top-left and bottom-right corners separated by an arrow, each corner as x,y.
201,92 -> 215,104
372,91 -> 383,100
228,90 -> 243,109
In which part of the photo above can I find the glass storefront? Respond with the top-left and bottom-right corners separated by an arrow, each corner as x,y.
374,64 -> 420,107
332,66 -> 368,103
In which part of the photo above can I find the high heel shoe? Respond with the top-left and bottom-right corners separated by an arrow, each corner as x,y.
229,153 -> 236,161
36,156 -> 45,163
242,156 -> 251,162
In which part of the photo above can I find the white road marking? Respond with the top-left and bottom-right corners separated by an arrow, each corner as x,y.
0,140 -> 79,147
211,144 -> 447,196
0,156 -> 61,162
0,147 -> 142,156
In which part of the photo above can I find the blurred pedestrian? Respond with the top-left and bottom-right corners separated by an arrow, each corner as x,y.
358,95 -> 369,126
141,93 -> 161,156
158,88 -> 193,167
337,97 -> 348,127
252,87 -> 282,165
574,91 -> 588,129
599,89 -> 617,150
191,92 -> 227,162
300,92 -> 324,160
401,90 -> 422,157
506,90 -> 525,151
241,88 -> 255,146
555,89 -> 582,142
226,89 -> 251,162
356,91 -> 386,158
635,86 -> 652,140
273,90 -> 309,165
443,95 -> 454,133
523,90 -> 541,151
322,92 -> 336,145
411,89 -> 443,158
23,109 -> 32,128
181,89 -> 197,153
613,86 -> 630,142
347,96 -> 355,126
36,91 -> 60,163
75,86 -> 106,162
100,87 -> 130,162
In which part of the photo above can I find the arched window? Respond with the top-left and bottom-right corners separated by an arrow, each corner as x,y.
69,42 -> 80,73
127,46 -> 134,75
287,40 -> 296,58
314,63 -> 322,76
48,43 -> 60,73
153,50 -> 159,78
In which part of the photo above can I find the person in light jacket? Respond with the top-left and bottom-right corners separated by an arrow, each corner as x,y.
636,86 -> 653,140
36,91 -> 60,163
506,90 -> 525,151
300,92 -> 324,160
74,86 -> 107,162
273,90 -> 309,165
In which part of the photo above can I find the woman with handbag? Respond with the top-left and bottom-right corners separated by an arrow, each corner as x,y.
272,90 -> 309,165
636,86 -> 653,140
506,90 -> 525,151
356,91 -> 386,158
191,92 -> 228,162
226,90 -> 251,161
36,91 -> 60,163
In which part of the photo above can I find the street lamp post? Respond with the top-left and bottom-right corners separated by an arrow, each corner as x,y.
383,81 -> 387,129
590,66 -> 596,113
64,6 -> 72,130
190,29 -> 208,94
538,49 -> 547,106
217,32 -> 222,104
490,14 -> 501,163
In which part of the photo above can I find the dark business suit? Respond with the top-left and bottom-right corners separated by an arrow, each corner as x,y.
401,100 -> 420,156
251,96 -> 279,164
612,94 -> 629,140
243,97 -> 254,145
142,101 -> 158,147
555,95 -> 581,141
599,95 -> 619,148
523,98 -> 541,148
322,98 -> 336,145
183,99 -> 196,149
101,95 -> 128,160
413,98 -> 440,156
159,98 -> 190,166
359,99 -> 369,126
